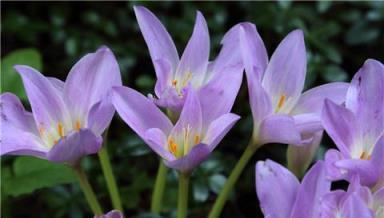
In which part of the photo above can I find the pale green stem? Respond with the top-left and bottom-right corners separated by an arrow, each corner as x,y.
73,165 -> 103,215
177,172 -> 190,218
151,161 -> 168,213
208,144 -> 259,218
98,144 -> 123,211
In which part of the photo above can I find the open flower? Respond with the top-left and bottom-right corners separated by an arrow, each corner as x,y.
112,86 -> 239,173
1,46 -> 122,164
256,160 -> 330,218
322,59 -> 384,186
134,6 -> 243,114
239,23 -> 349,147
320,177 -> 383,218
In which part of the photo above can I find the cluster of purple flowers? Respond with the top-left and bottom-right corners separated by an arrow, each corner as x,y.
1,5 -> 383,218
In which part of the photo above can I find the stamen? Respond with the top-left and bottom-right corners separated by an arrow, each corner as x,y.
168,138 -> 178,155
194,135 -> 200,145
181,72 -> 192,87
57,123 -> 64,137
172,79 -> 178,87
75,120 -> 81,131
359,151 -> 371,160
276,94 -> 286,111
38,126 -> 45,136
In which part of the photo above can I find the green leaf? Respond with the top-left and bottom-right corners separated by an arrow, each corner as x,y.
193,179 -> 209,202
209,174 -> 227,194
322,65 -> 349,82
1,48 -> 42,100
3,157 -> 76,197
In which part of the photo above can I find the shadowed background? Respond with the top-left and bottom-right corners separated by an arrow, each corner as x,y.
1,1 -> 383,218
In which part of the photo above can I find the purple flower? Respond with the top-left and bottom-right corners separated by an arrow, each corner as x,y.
322,59 -> 384,186
134,6 -> 243,114
112,86 -> 240,173
239,23 -> 349,147
1,46 -> 122,164
94,210 -> 124,218
320,177 -> 383,218
255,160 -> 330,218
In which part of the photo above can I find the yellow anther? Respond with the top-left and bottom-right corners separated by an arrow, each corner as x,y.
75,120 -> 81,131
359,151 -> 371,160
57,122 -> 64,138
168,138 -> 178,155
277,94 -> 286,111
194,135 -> 200,145
172,79 -> 178,87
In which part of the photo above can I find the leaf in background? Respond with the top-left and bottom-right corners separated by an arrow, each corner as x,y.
1,48 -> 42,100
321,65 -> 349,82
209,174 -> 227,194
3,157 -> 76,197
193,179 -> 209,203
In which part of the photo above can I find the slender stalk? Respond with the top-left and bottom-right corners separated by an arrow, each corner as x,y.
98,145 -> 123,211
151,161 -> 168,213
208,144 -> 259,218
73,165 -> 103,215
177,172 -> 190,218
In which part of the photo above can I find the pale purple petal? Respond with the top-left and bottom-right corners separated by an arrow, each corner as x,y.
340,193 -> 375,218
198,66 -> 243,127
322,100 -> 357,155
112,86 -> 173,138
153,59 -> 173,97
372,187 -> 384,218
291,82 -> 349,115
247,73 -> 273,130
255,160 -> 300,218
262,30 -> 307,112
170,87 -> 202,141
324,149 -> 347,181
209,23 -> 244,80
1,124 -> 47,158
0,93 -> 38,134
258,114 -> 301,145
47,129 -> 102,164
64,46 -> 121,125
94,210 -> 124,218
290,161 -> 331,218
239,22 -> 268,81
14,65 -> 71,130
287,131 -> 323,177
293,113 -> 323,136
335,159 -> 378,186
203,113 -> 240,151
87,94 -> 115,135
133,6 -> 179,73
144,128 -> 174,161
320,191 -> 345,218
175,11 -> 210,85
152,86 -> 184,112
48,77 -> 65,94
165,143 -> 210,173
346,59 -> 384,149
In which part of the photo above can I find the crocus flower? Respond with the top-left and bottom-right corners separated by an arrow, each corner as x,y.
112,86 -> 240,173
320,177 -> 383,218
239,23 -> 349,148
94,210 -> 124,218
134,6 -> 243,114
256,160 -> 330,218
322,59 -> 384,186
0,46 -> 121,164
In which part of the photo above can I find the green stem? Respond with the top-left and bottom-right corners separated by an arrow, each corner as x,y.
177,172 -> 190,218
98,145 -> 123,211
73,165 -> 103,215
151,160 -> 168,213
208,144 -> 259,218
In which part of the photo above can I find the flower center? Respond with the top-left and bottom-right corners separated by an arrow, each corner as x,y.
38,120 -> 82,148
167,124 -> 201,158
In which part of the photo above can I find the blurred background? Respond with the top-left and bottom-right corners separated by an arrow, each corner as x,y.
1,1 -> 383,218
